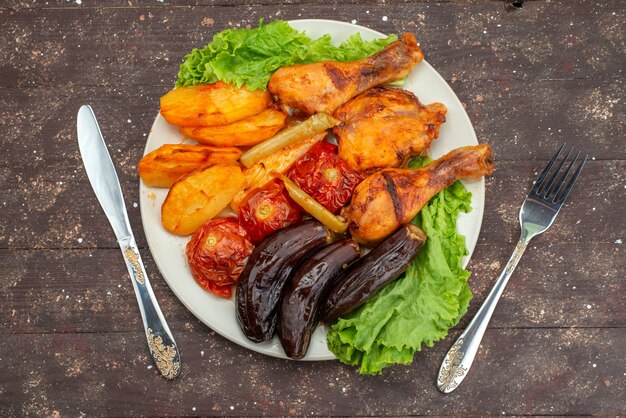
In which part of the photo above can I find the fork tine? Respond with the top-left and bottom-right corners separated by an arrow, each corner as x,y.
548,150 -> 580,201
532,143 -> 565,193
554,154 -> 588,204
540,147 -> 573,197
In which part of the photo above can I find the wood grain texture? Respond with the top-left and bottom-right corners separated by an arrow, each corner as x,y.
2,159 -> 624,250
0,242 -> 623,335
0,0 -> 624,415
1,78 -> 623,170
0,81 -> 623,250
3,0 -> 531,8
0,329 -> 623,416
0,1 -> 623,88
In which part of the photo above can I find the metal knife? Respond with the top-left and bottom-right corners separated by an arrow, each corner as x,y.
77,105 -> 181,379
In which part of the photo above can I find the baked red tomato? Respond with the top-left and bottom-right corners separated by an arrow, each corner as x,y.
238,178 -> 302,244
186,217 -> 254,298
288,141 -> 363,213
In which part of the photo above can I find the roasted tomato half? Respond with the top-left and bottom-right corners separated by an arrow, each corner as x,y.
238,178 -> 302,244
288,141 -> 363,213
186,218 -> 254,298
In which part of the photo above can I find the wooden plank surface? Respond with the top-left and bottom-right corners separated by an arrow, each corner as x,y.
2,159 -> 624,249
1,241 -> 623,336
0,80 -> 624,249
0,329 -> 626,416
0,329 -> 624,417
0,0 -> 624,416
1,78 -> 624,169
0,1 -> 624,88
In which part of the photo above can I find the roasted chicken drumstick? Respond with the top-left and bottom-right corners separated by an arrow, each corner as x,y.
334,86 -> 447,172
343,145 -> 495,244
268,33 -> 424,115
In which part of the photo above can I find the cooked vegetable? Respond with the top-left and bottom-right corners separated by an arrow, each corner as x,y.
277,174 -> 348,234
239,113 -> 339,168
161,164 -> 244,236
236,220 -> 331,342
288,141 -> 363,213
138,144 -> 242,188
160,82 -> 270,127
176,19 -> 397,90
186,218 -> 255,298
238,178 -> 302,244
321,224 -> 427,323
278,238 -> 359,359
230,134 -> 324,212
179,108 -> 286,147
326,168 -> 474,374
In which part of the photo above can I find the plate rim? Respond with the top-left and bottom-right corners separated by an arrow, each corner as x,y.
139,18 -> 484,361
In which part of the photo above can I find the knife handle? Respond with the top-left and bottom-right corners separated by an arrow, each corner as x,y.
119,236 -> 181,379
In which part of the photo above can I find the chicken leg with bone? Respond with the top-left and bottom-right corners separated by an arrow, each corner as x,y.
343,145 -> 495,244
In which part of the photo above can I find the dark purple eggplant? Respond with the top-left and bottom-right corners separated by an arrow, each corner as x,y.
236,219 -> 331,342
278,238 -> 360,359
320,224 -> 426,323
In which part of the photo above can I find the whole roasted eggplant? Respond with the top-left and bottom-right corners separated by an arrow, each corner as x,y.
320,224 -> 426,323
236,219 -> 331,342
278,238 -> 360,359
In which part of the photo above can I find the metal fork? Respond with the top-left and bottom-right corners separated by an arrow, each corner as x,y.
436,144 -> 587,393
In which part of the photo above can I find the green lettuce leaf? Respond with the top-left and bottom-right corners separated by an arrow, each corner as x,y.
326,159 -> 473,374
176,20 -> 397,90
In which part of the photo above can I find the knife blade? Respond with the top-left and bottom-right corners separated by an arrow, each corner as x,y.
77,105 -> 181,379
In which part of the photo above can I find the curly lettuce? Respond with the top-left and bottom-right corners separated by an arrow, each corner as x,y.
176,20 -> 397,90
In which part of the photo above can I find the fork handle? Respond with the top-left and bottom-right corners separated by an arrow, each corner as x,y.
436,237 -> 528,393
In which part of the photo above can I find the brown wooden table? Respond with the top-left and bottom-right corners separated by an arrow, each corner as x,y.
1,0 -> 624,416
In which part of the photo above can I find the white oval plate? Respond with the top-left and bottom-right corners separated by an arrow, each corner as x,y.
140,19 -> 484,361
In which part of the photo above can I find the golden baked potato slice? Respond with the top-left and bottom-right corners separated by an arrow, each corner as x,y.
160,82 -> 270,127
179,108 -> 286,147
161,164 -> 244,236
138,144 -> 242,188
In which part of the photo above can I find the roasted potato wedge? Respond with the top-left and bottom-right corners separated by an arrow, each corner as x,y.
162,164 -> 245,236
230,133 -> 324,212
179,108 -> 286,147
160,82 -> 271,127
139,144 -> 242,188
